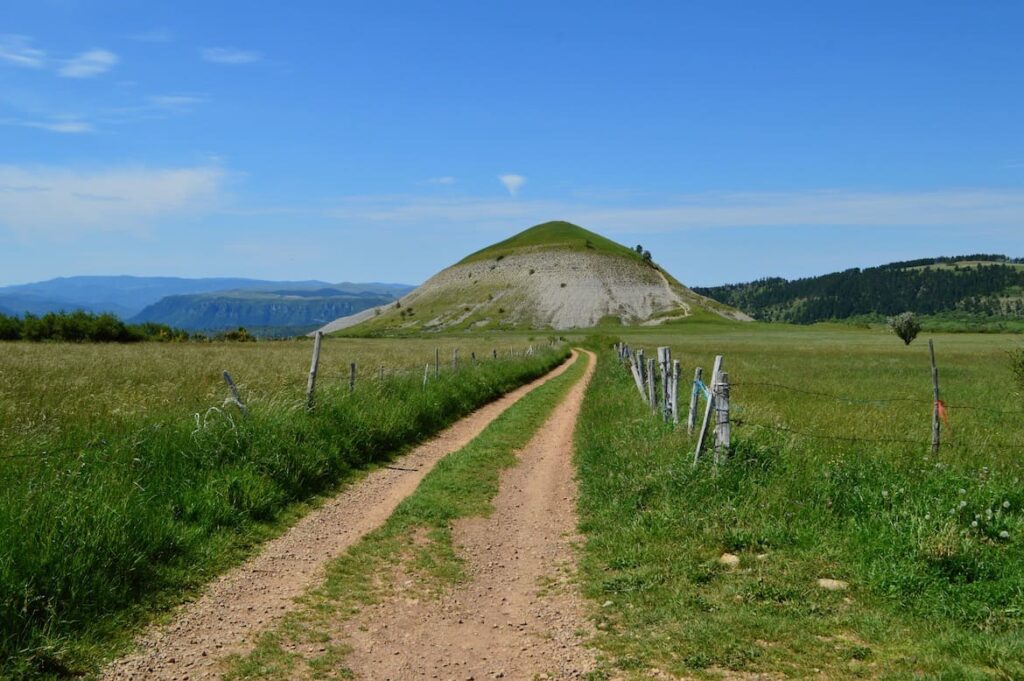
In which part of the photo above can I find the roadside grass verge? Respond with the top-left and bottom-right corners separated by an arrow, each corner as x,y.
575,345 -> 1024,678
223,350 -> 590,680
0,345 -> 568,679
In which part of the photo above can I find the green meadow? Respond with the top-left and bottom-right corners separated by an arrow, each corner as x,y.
574,319 -> 1024,678
0,337 -> 564,678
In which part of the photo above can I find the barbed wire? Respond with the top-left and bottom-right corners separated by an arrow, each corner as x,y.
732,419 -> 1024,452
730,381 -> 1024,415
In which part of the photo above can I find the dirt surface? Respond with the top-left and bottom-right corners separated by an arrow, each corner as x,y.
339,349 -> 597,680
101,352 -> 578,681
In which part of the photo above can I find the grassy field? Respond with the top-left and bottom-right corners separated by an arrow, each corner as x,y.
574,320 -> 1024,678
0,337 -> 564,678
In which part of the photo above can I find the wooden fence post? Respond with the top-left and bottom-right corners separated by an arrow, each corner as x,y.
493,348 -> 497,360
349,362 -> 356,393
629,356 -> 647,401
671,360 -> 681,426
714,371 -> 730,466
687,367 -> 702,433
435,348 -> 440,378
306,331 -> 323,411
423,363 -> 429,387
657,347 -> 671,421
647,357 -> 657,413
471,351 -> 476,364
930,339 -> 941,454
694,355 -> 723,464
222,370 -> 248,417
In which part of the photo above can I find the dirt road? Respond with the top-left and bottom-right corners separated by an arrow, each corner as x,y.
102,352 -> 579,680
339,349 -> 597,679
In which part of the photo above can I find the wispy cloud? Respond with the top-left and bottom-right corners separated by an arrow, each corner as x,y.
0,35 -> 46,68
200,47 -> 262,64
0,164 -> 225,237
148,94 -> 206,112
1,116 -> 94,134
422,176 -> 457,186
58,49 -> 118,78
499,174 -> 526,196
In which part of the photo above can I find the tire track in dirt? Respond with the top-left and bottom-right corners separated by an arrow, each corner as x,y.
102,352 -> 579,681
339,350 -> 597,680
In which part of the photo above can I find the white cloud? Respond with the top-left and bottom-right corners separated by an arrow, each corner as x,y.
499,174 -> 526,196
26,120 -> 94,134
422,176 -> 457,185
148,94 -> 206,111
201,47 -> 262,64
0,35 -> 46,68
59,49 -> 118,78
0,165 -> 225,237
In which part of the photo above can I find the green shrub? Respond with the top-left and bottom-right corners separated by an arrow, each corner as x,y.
888,311 -> 922,345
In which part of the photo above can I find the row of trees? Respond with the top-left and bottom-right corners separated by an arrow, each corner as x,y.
0,311 -> 258,343
695,262 -> 1024,324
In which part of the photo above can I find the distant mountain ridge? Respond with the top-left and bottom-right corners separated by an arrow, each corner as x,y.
0,276 -> 414,335
131,288 -> 403,334
694,255 -> 1024,324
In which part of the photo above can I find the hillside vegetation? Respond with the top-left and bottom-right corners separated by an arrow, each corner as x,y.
695,255 -> 1024,327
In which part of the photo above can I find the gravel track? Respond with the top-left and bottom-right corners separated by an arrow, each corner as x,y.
339,350 -> 598,680
101,353 -> 577,681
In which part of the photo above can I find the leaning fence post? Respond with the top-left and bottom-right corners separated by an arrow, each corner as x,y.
629,356 -> 646,401
222,370 -> 248,417
671,360 -> 681,426
306,331 -> 323,411
694,355 -> 723,464
930,339 -> 941,454
713,371 -> 730,466
349,362 -> 356,393
687,367 -> 702,433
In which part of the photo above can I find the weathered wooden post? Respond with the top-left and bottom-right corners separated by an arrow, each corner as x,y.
435,347 -> 440,378
349,362 -> 356,393
306,331 -> 323,411
647,357 -> 657,413
657,347 -> 671,421
713,371 -> 731,466
629,356 -> 646,400
671,360 -> 681,426
930,339 -> 941,454
687,367 -> 702,433
222,370 -> 248,417
423,363 -> 429,387
471,351 -> 476,364
493,348 -> 497,360
694,355 -> 723,464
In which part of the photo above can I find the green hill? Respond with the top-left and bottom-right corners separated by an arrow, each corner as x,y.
694,254 -> 1024,328
318,221 -> 745,334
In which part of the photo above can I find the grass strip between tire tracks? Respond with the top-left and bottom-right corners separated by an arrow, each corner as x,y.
224,350 -> 590,680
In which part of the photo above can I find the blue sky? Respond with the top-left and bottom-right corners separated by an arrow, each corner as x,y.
1,1 -> 1022,287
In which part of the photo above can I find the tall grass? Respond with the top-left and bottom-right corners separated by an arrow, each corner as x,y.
0,339 -> 566,677
575,333 -> 1024,677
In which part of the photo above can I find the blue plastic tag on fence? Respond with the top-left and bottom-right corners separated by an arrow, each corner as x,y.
694,379 -> 711,399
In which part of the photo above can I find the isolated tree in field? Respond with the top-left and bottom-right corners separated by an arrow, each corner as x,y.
635,244 -> 643,254
888,312 -> 922,345
643,250 -> 653,262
